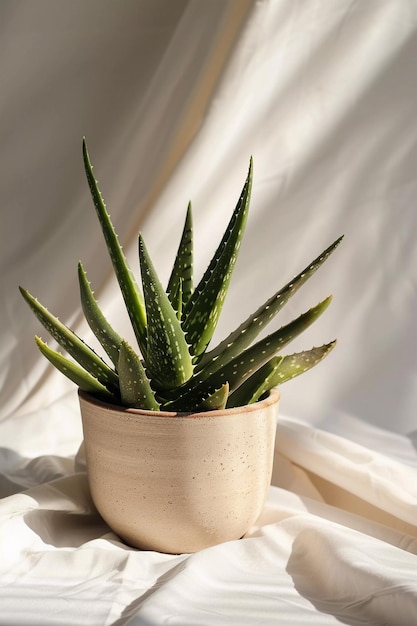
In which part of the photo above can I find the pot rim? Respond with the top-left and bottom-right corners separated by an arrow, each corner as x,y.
78,387 -> 280,419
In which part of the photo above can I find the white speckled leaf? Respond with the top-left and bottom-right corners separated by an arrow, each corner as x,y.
78,262 -> 123,368
139,235 -> 193,390
83,139 -> 147,355
227,342 -> 337,407
167,203 -> 193,309
118,341 -> 160,410
20,287 -> 119,395
197,235 -> 343,374
195,383 -> 229,411
182,159 -> 253,357
164,296 -> 332,410
35,336 -> 114,400
170,278 -> 183,320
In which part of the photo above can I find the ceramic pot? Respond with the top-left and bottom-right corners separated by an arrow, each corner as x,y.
78,388 -> 280,554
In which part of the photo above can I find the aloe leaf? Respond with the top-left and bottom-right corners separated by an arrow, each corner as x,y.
160,384 -> 229,412
167,203 -> 193,309
197,235 -> 343,374
78,262 -> 123,368
194,383 -> 229,412
35,336 -> 115,400
118,341 -> 160,410
82,138 -> 147,356
227,342 -> 336,407
19,287 -> 119,395
205,296 -> 333,392
166,296 -> 332,410
182,158 -> 253,358
192,294 -> 333,389
170,278 -> 183,320
226,357 -> 283,407
139,234 -> 193,390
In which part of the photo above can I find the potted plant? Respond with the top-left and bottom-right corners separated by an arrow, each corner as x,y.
20,139 -> 342,554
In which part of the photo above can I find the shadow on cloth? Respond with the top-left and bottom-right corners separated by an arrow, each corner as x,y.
0,446 -> 76,495
0,447 -> 30,497
286,526 -> 417,626
111,559 -> 189,626
22,473 -> 113,548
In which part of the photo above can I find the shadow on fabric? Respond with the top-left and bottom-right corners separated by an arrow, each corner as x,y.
22,473 -> 112,548
286,526 -> 417,626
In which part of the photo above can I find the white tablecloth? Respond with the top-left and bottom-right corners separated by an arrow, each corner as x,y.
1,1 -> 417,624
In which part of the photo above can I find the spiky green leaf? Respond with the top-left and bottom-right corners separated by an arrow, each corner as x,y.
78,262 -> 123,368
167,203 -> 193,308
165,296 -> 332,410
182,159 -> 253,357
19,287 -> 119,395
82,138 -> 147,355
35,336 -> 115,400
118,341 -> 160,410
139,234 -> 193,389
194,383 -> 229,411
197,235 -> 343,374
227,342 -> 336,407
170,278 -> 183,320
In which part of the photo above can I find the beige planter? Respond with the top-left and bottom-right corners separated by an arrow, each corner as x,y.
79,388 -> 280,554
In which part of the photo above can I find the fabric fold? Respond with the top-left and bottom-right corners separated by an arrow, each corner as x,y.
276,416 -> 417,531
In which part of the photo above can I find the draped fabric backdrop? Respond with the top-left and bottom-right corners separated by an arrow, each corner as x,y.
1,2 -> 417,625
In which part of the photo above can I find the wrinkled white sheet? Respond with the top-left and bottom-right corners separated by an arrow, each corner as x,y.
2,1 -> 417,624
2,404 -> 417,625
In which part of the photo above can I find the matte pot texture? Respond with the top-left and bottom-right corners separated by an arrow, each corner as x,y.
79,388 -> 280,554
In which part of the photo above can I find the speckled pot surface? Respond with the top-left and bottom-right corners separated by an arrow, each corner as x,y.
79,388 -> 280,554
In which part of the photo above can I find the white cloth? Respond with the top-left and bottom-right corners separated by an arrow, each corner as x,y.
2,407 -> 417,625
1,1 -> 417,624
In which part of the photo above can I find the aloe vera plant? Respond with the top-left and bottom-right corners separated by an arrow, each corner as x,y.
20,139 -> 342,412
